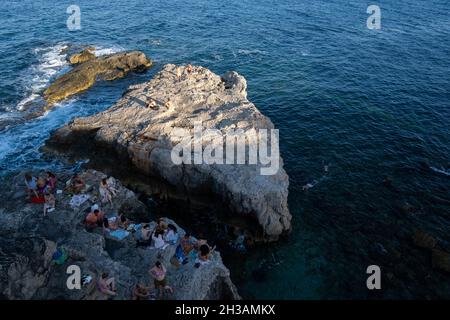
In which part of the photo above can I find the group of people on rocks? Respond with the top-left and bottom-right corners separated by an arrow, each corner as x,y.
24,171 -> 57,216
24,170 -> 217,300
88,212 -> 217,299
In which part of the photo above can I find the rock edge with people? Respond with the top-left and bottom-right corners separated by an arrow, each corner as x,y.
0,169 -> 240,300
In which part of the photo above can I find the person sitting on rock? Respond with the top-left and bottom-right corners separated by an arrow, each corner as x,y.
105,216 -> 119,231
152,229 -> 169,250
132,283 -> 150,300
99,178 -> 116,206
164,224 -> 178,245
118,213 -> 129,229
194,233 -> 209,250
175,233 -> 195,264
149,261 -> 173,300
195,244 -> 214,267
136,224 -> 152,248
36,177 -> 48,196
85,209 -> 105,230
181,233 -> 195,254
46,171 -> 57,193
24,173 -> 39,198
155,218 -> 168,233
66,174 -> 85,194
97,272 -> 117,298
43,192 -> 56,216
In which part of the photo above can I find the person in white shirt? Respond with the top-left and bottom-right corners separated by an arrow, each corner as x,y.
152,229 -> 169,250
164,224 -> 179,245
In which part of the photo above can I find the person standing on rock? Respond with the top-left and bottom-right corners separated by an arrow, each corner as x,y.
24,173 -> 38,199
149,261 -> 173,299
46,171 -> 57,193
99,178 -> 117,207
186,64 -> 193,76
43,192 -> 55,216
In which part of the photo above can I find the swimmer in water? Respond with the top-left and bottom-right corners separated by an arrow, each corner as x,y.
302,183 -> 314,191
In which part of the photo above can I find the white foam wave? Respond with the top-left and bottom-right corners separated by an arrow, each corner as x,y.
149,39 -> 162,46
16,43 -> 69,111
14,43 -> 124,112
237,49 -> 267,56
430,166 -> 450,177
94,45 -> 124,57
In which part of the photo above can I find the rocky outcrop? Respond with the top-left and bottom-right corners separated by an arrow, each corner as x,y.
69,48 -> 95,65
46,64 -> 291,240
43,51 -> 152,106
0,170 -> 239,300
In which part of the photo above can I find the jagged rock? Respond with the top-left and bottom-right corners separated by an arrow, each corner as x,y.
413,230 -> 437,249
46,64 -> 291,240
69,48 -> 96,65
43,51 -> 152,106
432,249 -> 450,273
0,170 -> 239,300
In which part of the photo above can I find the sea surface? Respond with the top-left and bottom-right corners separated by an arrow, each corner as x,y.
0,0 -> 449,299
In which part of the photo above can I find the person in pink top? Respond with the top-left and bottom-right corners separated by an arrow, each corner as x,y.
149,261 -> 173,299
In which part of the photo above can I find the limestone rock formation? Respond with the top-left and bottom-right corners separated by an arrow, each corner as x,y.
0,170 -> 239,300
43,51 -> 152,106
46,64 -> 291,240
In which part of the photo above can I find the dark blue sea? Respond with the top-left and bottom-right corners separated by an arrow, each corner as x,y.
0,0 -> 449,298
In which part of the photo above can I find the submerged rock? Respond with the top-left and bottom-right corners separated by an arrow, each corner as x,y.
43,51 -> 152,106
0,170 -> 239,300
413,230 -> 437,250
432,249 -> 450,273
46,64 -> 291,240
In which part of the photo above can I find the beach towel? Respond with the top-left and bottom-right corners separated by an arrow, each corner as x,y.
127,223 -> 142,232
52,247 -> 68,265
31,196 -> 45,204
109,229 -> 130,240
69,194 -> 90,209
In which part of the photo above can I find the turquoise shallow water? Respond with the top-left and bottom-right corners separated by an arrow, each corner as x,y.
0,0 -> 449,298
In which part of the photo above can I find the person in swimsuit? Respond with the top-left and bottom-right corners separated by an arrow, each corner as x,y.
85,209 -> 105,230
97,272 -> 117,298
46,171 -> 57,192
149,261 -> 173,299
132,283 -> 150,300
66,174 -> 85,194
99,178 -> 114,206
